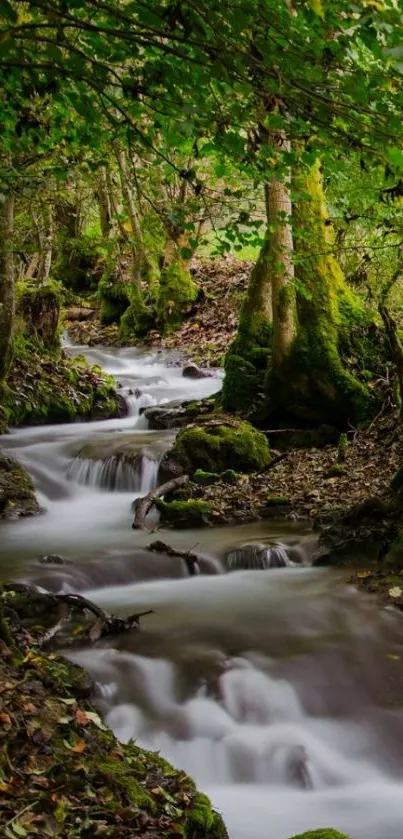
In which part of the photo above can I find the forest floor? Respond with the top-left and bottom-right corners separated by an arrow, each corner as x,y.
65,257 -> 249,366
0,587 -> 227,839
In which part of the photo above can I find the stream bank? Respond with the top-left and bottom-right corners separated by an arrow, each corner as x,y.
2,340 -> 403,839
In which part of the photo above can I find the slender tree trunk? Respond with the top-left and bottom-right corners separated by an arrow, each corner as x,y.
117,149 -> 146,288
38,203 -> 53,282
98,167 -> 114,239
268,133 -> 297,366
0,193 -> 15,382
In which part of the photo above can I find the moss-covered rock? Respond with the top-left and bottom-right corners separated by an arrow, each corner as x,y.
155,498 -> 213,527
157,262 -> 198,334
0,452 -> 42,519
18,280 -> 61,350
193,468 -> 240,485
3,338 -> 125,427
288,831 -> 351,839
98,270 -> 130,325
173,420 -> 271,474
0,585 -> 228,839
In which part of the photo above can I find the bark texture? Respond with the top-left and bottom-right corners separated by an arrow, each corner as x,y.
0,193 -> 15,382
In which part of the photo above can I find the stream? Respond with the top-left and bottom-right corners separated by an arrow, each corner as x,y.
2,341 -> 403,839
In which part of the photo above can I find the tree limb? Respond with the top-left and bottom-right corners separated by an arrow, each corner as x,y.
132,475 -> 189,530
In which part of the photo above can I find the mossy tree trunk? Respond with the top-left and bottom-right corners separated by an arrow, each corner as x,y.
266,161 -> 370,426
0,192 -> 15,383
221,227 -> 273,414
38,202 -> 53,282
267,133 -> 297,365
97,167 -> 115,239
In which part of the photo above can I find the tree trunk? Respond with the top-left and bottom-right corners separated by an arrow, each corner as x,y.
97,167 -> 114,239
267,133 -> 297,366
38,203 -> 53,282
221,187 -> 273,415
117,149 -> 146,288
0,193 -> 15,383
268,159 -> 370,426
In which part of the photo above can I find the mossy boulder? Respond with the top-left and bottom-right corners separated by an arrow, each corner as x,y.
18,280 -> 61,349
173,419 -> 271,474
0,453 -> 42,519
288,831 -> 351,839
155,498 -> 213,527
157,263 -> 198,334
4,338 -> 125,427
98,270 -> 130,325
0,586 -> 228,839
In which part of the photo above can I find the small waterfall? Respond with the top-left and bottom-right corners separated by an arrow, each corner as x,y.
226,542 -> 297,571
125,390 -> 157,417
67,453 -> 158,493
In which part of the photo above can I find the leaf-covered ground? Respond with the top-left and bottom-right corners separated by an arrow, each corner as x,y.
65,257 -> 249,366
0,588 -> 228,839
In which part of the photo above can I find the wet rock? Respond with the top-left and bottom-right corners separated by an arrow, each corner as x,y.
182,363 -> 211,379
65,307 -> 96,322
0,453 -> 42,520
158,453 -> 186,485
144,396 -> 215,431
39,554 -> 65,565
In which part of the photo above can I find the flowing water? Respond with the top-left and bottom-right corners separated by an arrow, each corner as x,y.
2,340 -> 403,839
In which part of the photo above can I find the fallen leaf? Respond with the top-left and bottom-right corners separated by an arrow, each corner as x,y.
70,740 -> 86,753
389,587 -> 402,598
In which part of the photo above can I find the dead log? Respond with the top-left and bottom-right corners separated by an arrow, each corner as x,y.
148,539 -> 203,575
132,475 -> 189,530
1,584 -> 154,649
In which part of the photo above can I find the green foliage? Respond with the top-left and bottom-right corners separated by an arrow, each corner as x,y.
174,420 -> 271,474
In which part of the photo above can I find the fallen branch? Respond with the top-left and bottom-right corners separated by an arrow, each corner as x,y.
1,585 -> 154,649
258,452 -> 289,473
132,475 -> 189,530
148,540 -> 203,575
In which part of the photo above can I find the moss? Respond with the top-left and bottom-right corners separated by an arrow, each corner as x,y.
98,270 -> 130,325
193,468 -> 240,485
155,498 -> 213,527
18,280 -> 62,350
266,494 -> 290,505
266,161 -> 372,428
0,585 -> 228,839
174,420 -> 271,474
157,262 -> 198,334
337,432 -> 348,463
119,284 -> 153,340
288,831 -> 351,839
385,529 -> 403,567
0,452 -> 41,519
3,337 -> 124,427
327,463 -> 345,477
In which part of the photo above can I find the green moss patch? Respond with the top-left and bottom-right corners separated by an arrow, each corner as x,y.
157,263 -> 198,334
174,420 -> 271,474
155,498 -> 213,527
3,338 -> 124,427
0,453 -> 41,519
288,832 -> 352,839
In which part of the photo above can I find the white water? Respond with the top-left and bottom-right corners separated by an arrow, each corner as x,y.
2,341 -> 403,839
